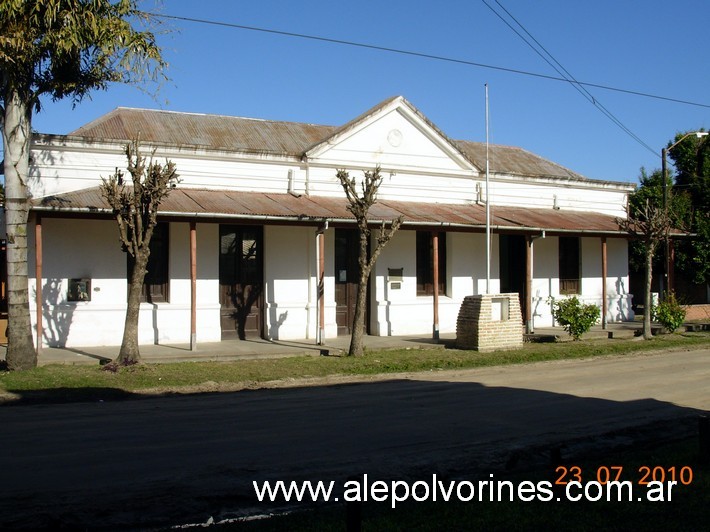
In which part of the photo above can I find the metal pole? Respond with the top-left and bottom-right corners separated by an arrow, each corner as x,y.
485,84 -> 491,295
662,147 -> 669,300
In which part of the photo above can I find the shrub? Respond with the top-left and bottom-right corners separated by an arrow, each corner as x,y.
653,292 -> 686,333
550,296 -> 600,340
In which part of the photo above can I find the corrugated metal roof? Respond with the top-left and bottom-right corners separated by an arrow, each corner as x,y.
71,109 -> 337,156
68,98 -> 597,182
32,187 -> 625,235
455,141 -> 587,181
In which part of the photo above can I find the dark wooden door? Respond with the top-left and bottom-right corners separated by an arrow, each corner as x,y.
335,229 -> 362,336
499,234 -> 527,321
219,225 -> 263,340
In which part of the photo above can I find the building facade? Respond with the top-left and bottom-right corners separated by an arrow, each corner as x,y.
26,96 -> 635,348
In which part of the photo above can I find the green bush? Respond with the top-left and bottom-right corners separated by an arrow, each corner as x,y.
550,296 -> 600,340
653,292 -> 686,333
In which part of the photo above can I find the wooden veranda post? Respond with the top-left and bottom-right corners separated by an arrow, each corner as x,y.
319,230 -> 325,344
432,231 -> 439,340
601,237 -> 608,329
35,215 -> 43,355
669,240 -> 675,295
525,235 -> 533,334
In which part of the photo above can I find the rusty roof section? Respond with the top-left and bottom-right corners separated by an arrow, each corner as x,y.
70,108 -> 337,156
455,141 -> 588,181
32,187 -> 626,235
68,97 -> 603,182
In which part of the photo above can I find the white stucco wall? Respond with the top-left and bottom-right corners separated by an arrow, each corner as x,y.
370,230 -> 502,336
487,178 -> 628,217
371,230 -> 417,336
529,235 -> 633,328
28,218 -> 221,348
263,225 -> 339,341
27,218 -> 635,347
307,106 -> 472,175
529,236 -> 557,324
29,142 -> 303,198
579,237 -> 633,323
30,129 -> 631,220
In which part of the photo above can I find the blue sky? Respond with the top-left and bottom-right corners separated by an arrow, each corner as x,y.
31,0 -> 710,184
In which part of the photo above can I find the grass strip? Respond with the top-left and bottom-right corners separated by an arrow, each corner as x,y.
1,332 -> 709,403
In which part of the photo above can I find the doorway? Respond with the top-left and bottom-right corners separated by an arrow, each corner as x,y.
334,228 -> 368,335
499,234 -> 527,321
219,225 -> 263,340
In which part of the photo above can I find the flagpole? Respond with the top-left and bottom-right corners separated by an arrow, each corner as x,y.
485,83 -> 491,295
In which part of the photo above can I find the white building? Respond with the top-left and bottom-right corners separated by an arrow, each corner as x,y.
26,96 -> 635,348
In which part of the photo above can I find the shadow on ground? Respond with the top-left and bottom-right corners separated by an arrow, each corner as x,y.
0,376 -> 706,530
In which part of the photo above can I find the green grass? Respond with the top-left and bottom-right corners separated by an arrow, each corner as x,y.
1,331 -> 709,404
222,437 -> 709,531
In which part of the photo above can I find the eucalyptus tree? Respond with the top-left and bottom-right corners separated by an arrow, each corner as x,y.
0,0 -> 165,370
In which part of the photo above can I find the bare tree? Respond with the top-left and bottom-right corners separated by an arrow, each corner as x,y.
336,167 -> 403,356
619,183 -> 687,339
101,141 -> 179,365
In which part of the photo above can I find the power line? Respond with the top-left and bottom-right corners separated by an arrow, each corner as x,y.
483,0 -> 657,156
153,13 -> 710,114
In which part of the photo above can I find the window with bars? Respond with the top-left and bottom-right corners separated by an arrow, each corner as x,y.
558,236 -> 580,295
128,222 -> 170,303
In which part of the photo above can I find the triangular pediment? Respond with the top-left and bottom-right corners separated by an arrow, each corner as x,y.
305,96 -> 479,175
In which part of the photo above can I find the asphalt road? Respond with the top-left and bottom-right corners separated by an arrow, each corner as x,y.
1,348 -> 708,529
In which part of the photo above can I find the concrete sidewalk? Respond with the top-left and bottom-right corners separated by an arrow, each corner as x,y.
32,333 -> 453,366
2,322 -> 643,366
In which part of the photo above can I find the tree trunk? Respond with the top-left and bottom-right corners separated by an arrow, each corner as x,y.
349,267 -> 370,357
643,242 -> 654,340
117,250 -> 149,364
2,89 -> 38,370
348,229 -> 370,356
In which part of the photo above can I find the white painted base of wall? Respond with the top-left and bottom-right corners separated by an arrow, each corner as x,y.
371,297 -> 462,336
32,303 -> 221,348
531,294 -> 635,328
264,301 -> 338,341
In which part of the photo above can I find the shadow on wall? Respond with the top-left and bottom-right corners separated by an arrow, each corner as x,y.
151,303 -> 159,345
613,277 -> 630,322
267,309 -> 288,340
532,289 -> 544,323
37,279 -> 75,348
230,284 -> 263,340
27,148 -> 63,198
